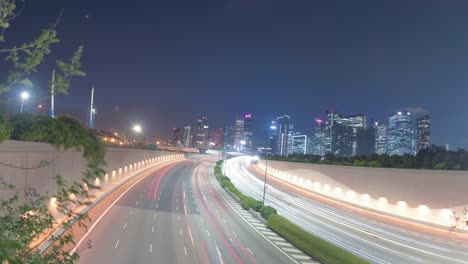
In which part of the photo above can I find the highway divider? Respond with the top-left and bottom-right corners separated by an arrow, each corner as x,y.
214,160 -> 369,264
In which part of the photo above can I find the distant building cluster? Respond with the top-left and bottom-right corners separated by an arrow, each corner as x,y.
266,111 -> 431,157
170,113 -> 255,152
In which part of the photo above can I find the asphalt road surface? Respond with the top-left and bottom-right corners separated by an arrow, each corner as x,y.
77,157 -> 293,264
224,156 -> 468,264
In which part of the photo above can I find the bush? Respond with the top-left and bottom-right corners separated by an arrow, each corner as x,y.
251,201 -> 264,212
268,214 -> 369,264
260,205 -> 277,220
0,112 -> 11,143
240,196 -> 257,210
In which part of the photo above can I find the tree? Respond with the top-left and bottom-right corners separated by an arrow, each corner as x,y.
0,2 -> 96,263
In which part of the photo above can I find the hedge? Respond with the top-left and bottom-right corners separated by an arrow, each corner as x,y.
268,214 -> 370,264
260,205 -> 277,220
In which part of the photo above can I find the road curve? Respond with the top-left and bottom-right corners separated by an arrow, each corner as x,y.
225,156 -> 468,264
77,157 -> 294,263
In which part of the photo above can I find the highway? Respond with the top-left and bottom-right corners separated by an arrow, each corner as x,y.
224,156 -> 468,264
76,157 -> 296,264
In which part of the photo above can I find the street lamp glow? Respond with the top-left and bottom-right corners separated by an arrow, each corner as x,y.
21,91 -> 29,100
133,124 -> 142,133
19,91 -> 30,113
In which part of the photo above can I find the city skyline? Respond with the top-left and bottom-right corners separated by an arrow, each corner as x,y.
7,0 -> 468,149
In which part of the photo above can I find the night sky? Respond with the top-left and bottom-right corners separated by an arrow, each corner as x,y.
6,0 -> 468,148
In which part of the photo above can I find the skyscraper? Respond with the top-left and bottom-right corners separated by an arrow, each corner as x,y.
416,115 -> 430,152
325,110 -> 354,157
193,116 -> 209,149
345,114 -> 367,155
276,115 -> 291,156
223,125 -> 234,150
182,126 -> 191,147
233,116 -> 245,151
243,114 -> 254,152
171,128 -> 181,147
291,133 -> 308,155
268,120 -> 278,155
374,122 -> 387,155
311,118 -> 326,156
209,128 -> 224,149
387,112 -> 413,156
356,128 -> 375,156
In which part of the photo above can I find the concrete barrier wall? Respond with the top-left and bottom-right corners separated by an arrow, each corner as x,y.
256,159 -> 468,228
0,140 -> 179,198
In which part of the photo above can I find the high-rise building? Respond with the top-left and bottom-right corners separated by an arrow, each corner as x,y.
172,128 -> 181,147
416,115 -> 430,152
233,116 -> 245,151
291,133 -> 308,155
311,118 -> 326,156
182,126 -> 191,147
374,122 -> 387,155
243,114 -> 254,152
325,110 -> 354,157
387,112 -> 413,156
209,128 -> 224,149
356,128 -> 375,156
268,120 -> 279,155
276,115 -> 291,156
223,125 -> 234,150
345,114 -> 367,155
193,116 -> 209,149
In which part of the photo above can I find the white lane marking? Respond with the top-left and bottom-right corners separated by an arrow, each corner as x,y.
135,201 -> 139,206
150,243 -> 153,253
152,225 -> 154,233
275,241 -> 291,247
232,231 -> 238,238
180,228 -> 182,236
222,218 -> 227,224
176,206 -> 178,211
216,244 -> 224,264
200,217 -> 204,223
188,227 -> 195,247
130,210 -> 134,215
184,246 -> 187,255
247,247 -> 254,256
115,240 -> 120,249
154,213 -> 156,219
292,255 -> 311,260
283,247 -> 302,253
178,215 -> 180,221
206,230 -> 211,237
123,222 -> 127,230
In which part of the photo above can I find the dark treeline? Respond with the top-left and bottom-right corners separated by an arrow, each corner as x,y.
266,145 -> 468,170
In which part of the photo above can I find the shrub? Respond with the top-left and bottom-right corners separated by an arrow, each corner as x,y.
0,112 -> 11,143
268,214 -> 369,264
251,201 -> 264,212
240,196 -> 257,210
260,205 -> 277,220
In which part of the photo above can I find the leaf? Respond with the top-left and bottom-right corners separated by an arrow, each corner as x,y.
71,70 -> 86,77
18,79 -> 33,88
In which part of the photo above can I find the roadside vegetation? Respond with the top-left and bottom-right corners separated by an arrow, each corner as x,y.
214,160 -> 369,264
267,145 -> 468,170
0,2 -> 105,263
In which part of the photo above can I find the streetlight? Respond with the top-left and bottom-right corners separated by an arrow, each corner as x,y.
20,91 -> 29,113
133,124 -> 142,133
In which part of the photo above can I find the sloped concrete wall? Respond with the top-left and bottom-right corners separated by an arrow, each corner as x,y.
0,140 -> 174,198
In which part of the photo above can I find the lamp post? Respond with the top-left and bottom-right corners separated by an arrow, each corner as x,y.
262,153 -> 269,205
132,124 -> 142,144
20,91 -> 29,113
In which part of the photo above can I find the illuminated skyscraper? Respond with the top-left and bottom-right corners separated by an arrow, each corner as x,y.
311,118 -> 326,156
276,115 -> 291,156
233,116 -> 245,151
387,112 -> 413,156
193,116 -> 209,149
182,126 -> 191,147
172,127 -> 181,147
209,128 -> 224,149
416,115 -> 430,152
268,120 -> 278,155
291,133 -> 308,155
325,110 -> 354,157
374,122 -> 387,155
243,114 -> 254,152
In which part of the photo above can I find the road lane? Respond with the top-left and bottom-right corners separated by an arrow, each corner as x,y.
77,158 -> 294,264
224,156 -> 468,264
